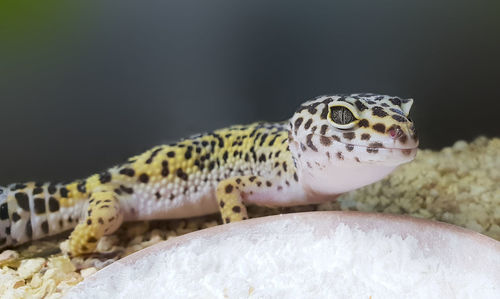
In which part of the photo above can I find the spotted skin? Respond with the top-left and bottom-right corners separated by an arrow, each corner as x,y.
0,93 -> 418,256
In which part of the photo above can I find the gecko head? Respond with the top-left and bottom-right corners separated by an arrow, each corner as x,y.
288,93 -> 418,195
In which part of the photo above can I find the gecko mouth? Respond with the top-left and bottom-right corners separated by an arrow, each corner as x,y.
317,134 -> 419,151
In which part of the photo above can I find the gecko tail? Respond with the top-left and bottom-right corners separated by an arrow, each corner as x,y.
0,186 -> 13,249
0,182 -> 85,250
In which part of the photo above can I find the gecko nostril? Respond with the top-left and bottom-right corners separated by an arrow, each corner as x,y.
388,127 -> 403,140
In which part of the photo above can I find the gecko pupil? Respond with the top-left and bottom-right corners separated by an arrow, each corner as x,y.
330,106 -> 355,125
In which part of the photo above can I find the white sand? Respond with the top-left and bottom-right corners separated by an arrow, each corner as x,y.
66,214 -> 500,299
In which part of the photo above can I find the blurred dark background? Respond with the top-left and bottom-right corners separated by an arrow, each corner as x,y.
0,0 -> 499,184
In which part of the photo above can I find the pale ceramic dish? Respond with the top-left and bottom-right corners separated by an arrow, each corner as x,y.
66,211 -> 500,298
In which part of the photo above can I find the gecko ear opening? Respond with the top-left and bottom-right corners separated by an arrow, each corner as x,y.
400,98 -> 413,116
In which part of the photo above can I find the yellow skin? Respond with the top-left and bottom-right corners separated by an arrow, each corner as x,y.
0,93 -> 418,256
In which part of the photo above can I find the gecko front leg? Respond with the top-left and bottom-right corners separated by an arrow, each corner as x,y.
216,175 -> 284,224
68,188 -> 123,256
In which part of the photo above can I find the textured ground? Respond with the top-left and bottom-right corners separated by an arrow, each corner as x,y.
0,136 -> 499,298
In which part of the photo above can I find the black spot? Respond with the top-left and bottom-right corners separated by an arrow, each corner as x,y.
98,217 -> 104,224
167,151 -> 175,158
336,152 -> 344,160
304,119 -> 313,130
99,171 -> 112,184
139,173 -> 149,183
258,154 -> 266,162
268,135 -> 279,146
320,124 -> 329,135
372,123 -> 386,133
219,200 -> 225,208
306,134 -> 318,151
320,105 -> 329,119
59,187 -> 69,198
225,184 -> 233,193
119,168 -> 135,177
114,188 -> 122,195
266,181 -> 272,187
87,219 -> 92,225
12,212 -> 20,222
11,183 -> 26,191
25,220 -> 32,238
320,136 -> 332,146
15,192 -> 30,211
331,135 -> 340,142
367,147 -> 379,154
87,236 -> 98,243
293,173 -> 299,182
48,184 -> 57,194
400,134 -> 408,144
389,98 -> 401,106
155,191 -> 161,199
208,161 -> 215,171
346,144 -> 354,151
5,226 -> 10,235
33,187 -> 43,195
369,142 -> 383,148
77,181 -> 87,193
48,197 -> 60,212
120,185 -> 134,194
372,106 -> 388,118
343,132 -> 355,140
392,114 -> 407,123
354,100 -> 368,111
161,160 -> 169,177
176,169 -> 188,181
361,133 -> 371,140
232,206 -> 241,213
184,149 -> 192,159
222,151 -> 228,162
146,148 -> 162,164
0,203 -> 8,220
41,220 -> 49,234
358,119 -> 370,128
259,134 -> 268,146
34,198 -> 46,214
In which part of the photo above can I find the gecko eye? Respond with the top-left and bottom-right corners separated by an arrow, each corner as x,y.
328,105 -> 358,129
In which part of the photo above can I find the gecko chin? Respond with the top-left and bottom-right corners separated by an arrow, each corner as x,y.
293,141 -> 418,196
